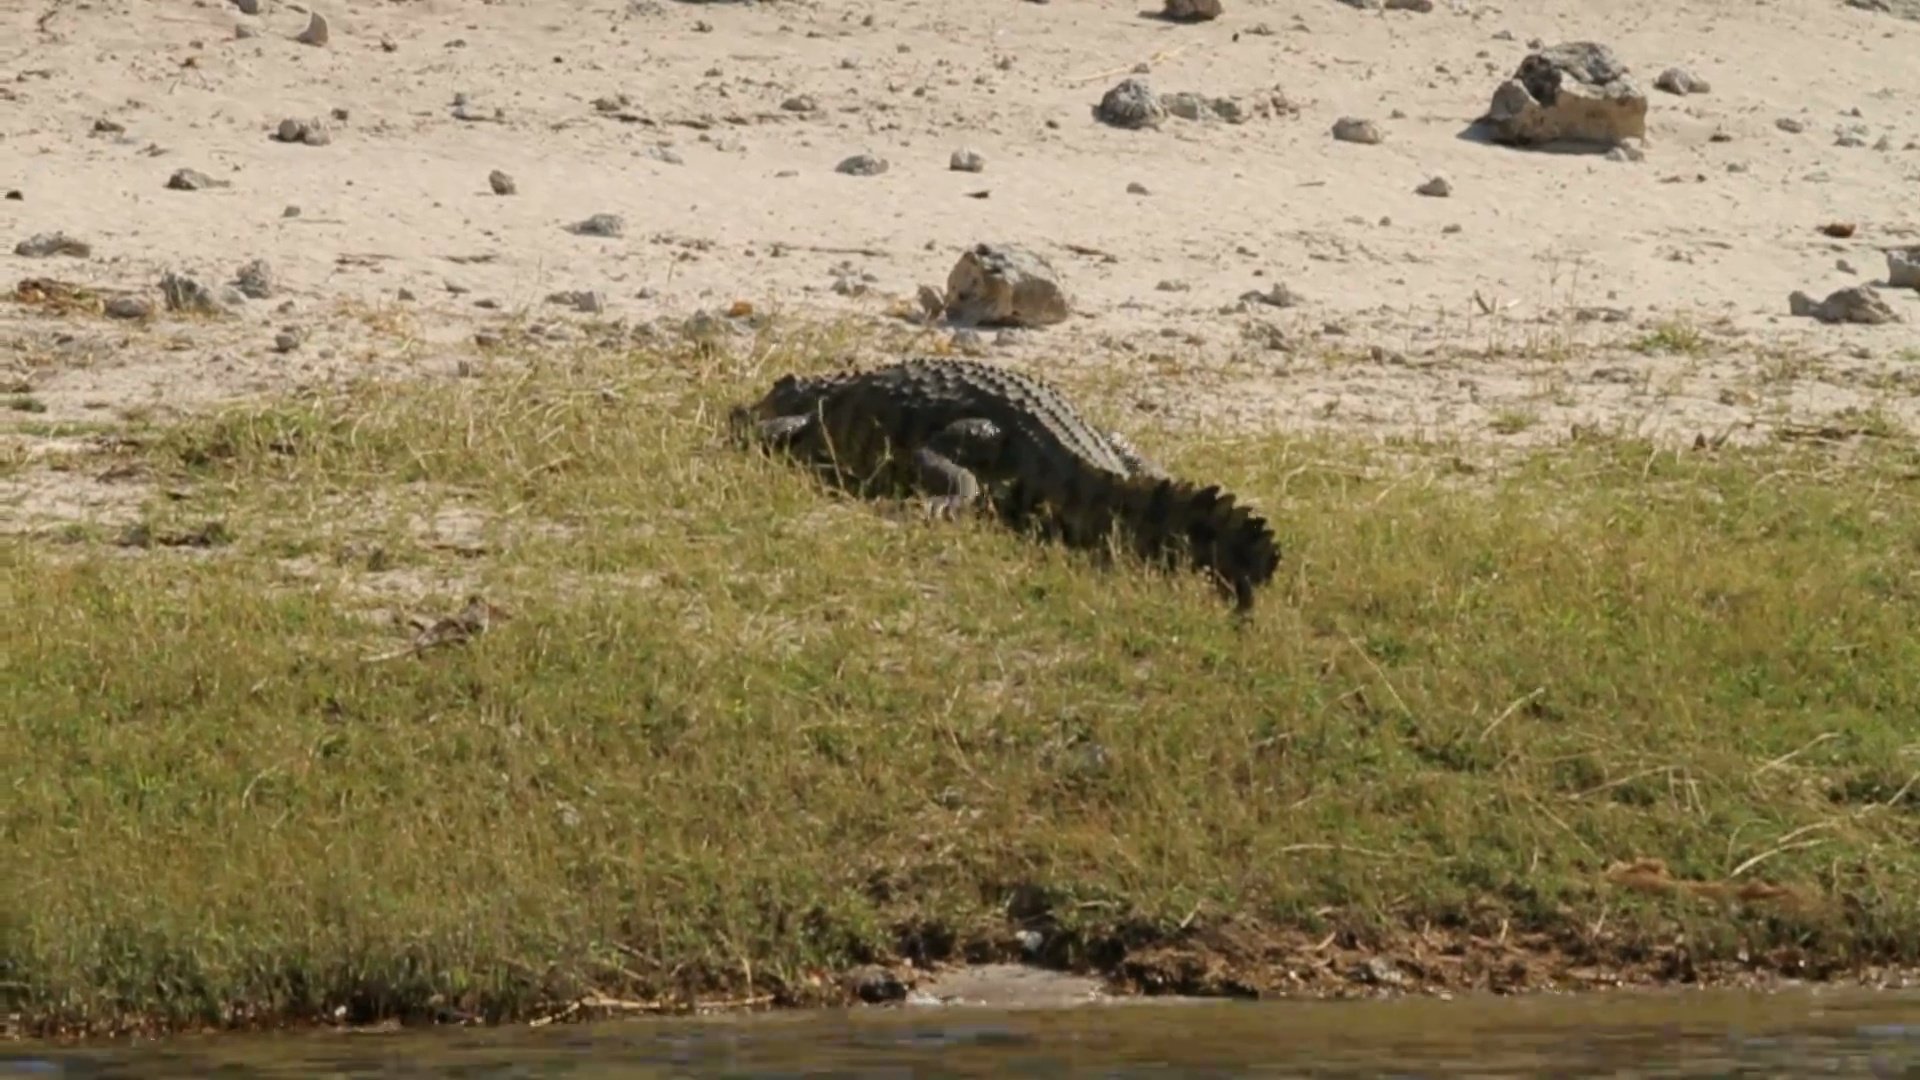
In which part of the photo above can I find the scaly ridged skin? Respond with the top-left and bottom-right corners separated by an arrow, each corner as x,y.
731,357 -> 1281,612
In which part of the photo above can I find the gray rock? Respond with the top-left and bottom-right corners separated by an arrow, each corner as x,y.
844,966 -> 908,1004
780,94 -> 819,113
104,296 -> 153,320
1605,140 -> 1646,162
234,0 -> 261,13
1416,175 -> 1452,196
166,168 -> 228,191
1161,0 -> 1222,20
488,169 -> 516,195
1775,116 -> 1806,134
835,153 -> 889,176
1332,116 -> 1384,144
273,329 -> 303,353
160,270 -> 238,315
233,259 -> 275,299
1384,0 -> 1434,9
273,117 -> 332,146
1480,41 -> 1648,148
1094,77 -> 1165,129
14,232 -> 91,258
1887,248 -> 1920,289
949,148 -> 986,172
943,243 -> 1070,328
1653,67 -> 1709,95
1788,285 -> 1898,325
1241,282 -> 1299,308
1126,181 -> 1151,195
546,290 -> 606,313
294,10 -> 329,46
567,213 -> 626,237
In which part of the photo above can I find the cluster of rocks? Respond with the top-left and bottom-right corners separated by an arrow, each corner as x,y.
1094,77 -> 1294,130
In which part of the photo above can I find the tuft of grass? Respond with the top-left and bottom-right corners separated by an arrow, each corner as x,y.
1628,318 -> 1711,357
5,335 -> 1920,1036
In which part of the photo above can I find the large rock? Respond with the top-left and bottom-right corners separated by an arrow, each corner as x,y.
1480,42 -> 1648,148
1788,285 -> 1899,325
943,244 -> 1070,328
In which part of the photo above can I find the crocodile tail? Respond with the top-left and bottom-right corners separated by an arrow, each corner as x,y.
1016,470 -> 1281,612
1116,475 -> 1282,612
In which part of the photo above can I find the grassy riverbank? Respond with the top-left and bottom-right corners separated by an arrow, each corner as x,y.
6,332 -> 1919,1036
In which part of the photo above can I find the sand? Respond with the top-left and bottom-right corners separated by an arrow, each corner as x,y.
4,0 -> 1919,532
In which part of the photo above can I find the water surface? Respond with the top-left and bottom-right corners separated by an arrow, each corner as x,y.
10,986 -> 1919,1078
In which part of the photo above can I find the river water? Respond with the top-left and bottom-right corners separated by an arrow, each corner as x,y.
9,987 -> 1919,1078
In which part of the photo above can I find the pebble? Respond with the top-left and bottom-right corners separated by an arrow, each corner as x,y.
488,170 -> 516,195
546,290 -> 606,313
1126,181 -> 1151,195
1775,117 -> 1806,134
836,153 -> 889,176
166,168 -> 227,191
780,94 -> 819,113
234,0 -> 261,13
273,329 -> 303,353
1416,175 -> 1452,197
1654,67 -> 1710,95
104,296 -> 153,320
273,118 -> 332,146
949,148 -> 986,172
567,213 -> 625,238
1331,117 -> 1383,144
233,259 -> 275,299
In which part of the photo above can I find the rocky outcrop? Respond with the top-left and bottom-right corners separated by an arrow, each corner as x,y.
1480,42 -> 1648,148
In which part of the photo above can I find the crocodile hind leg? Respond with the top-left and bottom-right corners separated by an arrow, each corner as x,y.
914,418 -> 1004,521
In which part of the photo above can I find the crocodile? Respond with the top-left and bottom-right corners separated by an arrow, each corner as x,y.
729,357 -> 1281,612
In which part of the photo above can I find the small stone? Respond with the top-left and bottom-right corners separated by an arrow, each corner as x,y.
396,287 -> 416,301
1887,248 -> 1920,289
567,213 -> 625,238
273,329 -> 303,353
949,148 -> 986,172
166,168 -> 227,191
91,118 -> 126,135
1384,0 -> 1433,9
14,232 -> 91,258
1820,222 -> 1857,239
234,0 -> 261,13
282,205 -> 301,218
273,117 -> 332,146
1416,175 -> 1452,197
104,296 -> 153,320
1161,0 -> 1222,21
233,259 -> 275,299
1126,181 -> 1151,195
643,145 -> 684,166
294,10 -> 328,46
1331,117 -> 1383,144
1775,117 -> 1806,134
1094,77 -> 1165,130
159,270 -> 236,315
835,153 -> 888,176
488,169 -> 516,195
545,290 -> 606,313
1240,282 -> 1298,308
780,94 -> 818,113
844,966 -> 907,1004
1605,141 -> 1646,162
235,25 -> 257,39
1654,67 -> 1709,95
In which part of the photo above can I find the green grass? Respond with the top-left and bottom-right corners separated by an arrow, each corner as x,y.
5,332 -> 1920,1036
